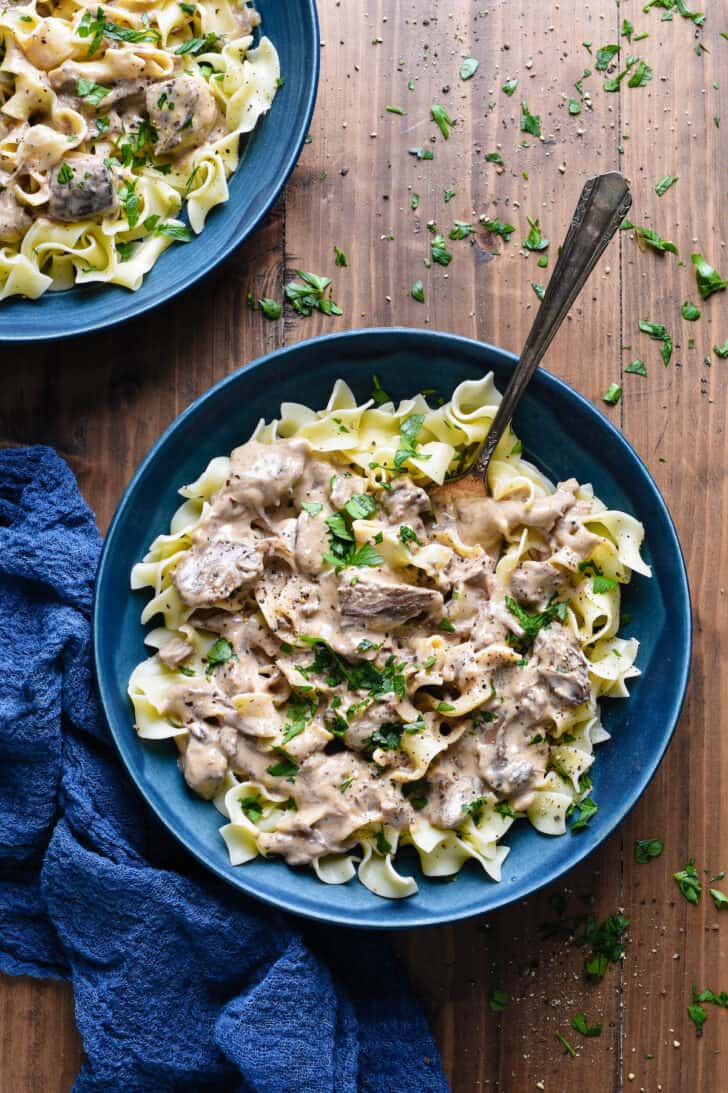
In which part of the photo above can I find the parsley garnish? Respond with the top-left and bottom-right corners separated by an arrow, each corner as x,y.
577,912 -> 629,979
411,280 -> 425,303
622,221 -> 677,254
280,695 -> 317,746
394,414 -> 429,470
239,795 -> 262,823
205,637 -> 234,673
344,493 -> 377,520
78,7 -> 161,58
595,43 -> 620,70
483,151 -> 504,165
502,78 -> 518,96
301,501 -> 323,516
593,574 -> 617,594
531,281 -> 545,301
57,162 -> 74,184
554,1031 -> 576,1057
714,341 -> 728,359
459,56 -> 479,80
175,32 -> 220,55
692,253 -> 727,300
480,216 -> 515,241
402,778 -> 429,810
523,217 -> 549,251
437,618 -> 456,633
488,989 -> 509,1013
76,77 -> 110,106
571,1012 -> 601,1037
431,103 -> 453,139
674,858 -> 702,903
399,524 -> 422,549
494,801 -> 522,820
333,245 -> 348,267
520,101 -> 541,136
506,596 -> 567,646
710,888 -> 728,910
626,359 -> 647,376
266,751 -> 299,779
371,373 -> 391,405
431,233 -> 452,266
681,300 -> 700,321
285,271 -> 342,317
569,794 -> 598,832
603,382 -> 622,405
375,826 -> 392,855
655,174 -> 678,196
634,838 -> 664,863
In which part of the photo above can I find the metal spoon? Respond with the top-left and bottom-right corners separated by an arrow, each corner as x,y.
442,171 -> 631,499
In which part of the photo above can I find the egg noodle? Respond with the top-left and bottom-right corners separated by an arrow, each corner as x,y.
129,376 -> 651,899
0,0 -> 278,299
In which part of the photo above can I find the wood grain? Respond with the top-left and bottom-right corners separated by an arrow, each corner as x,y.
2,1 -> 726,1090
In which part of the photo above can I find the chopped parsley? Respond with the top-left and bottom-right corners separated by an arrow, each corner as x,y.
520,101 -> 541,137
334,245 -> 348,267
531,282 -> 545,301
568,793 -> 598,832
634,838 -> 664,863
265,751 -> 299,779
411,280 -> 425,303
488,989 -> 509,1013
280,695 -> 317,746
571,1012 -> 602,1037
710,888 -> 728,910
502,78 -> 518,96
431,103 -> 453,139
593,574 -> 617,594
437,618 -> 456,633
692,253 -> 727,299
484,151 -> 504,165
385,104 -> 405,115
375,826 -> 392,855
76,77 -> 110,106
205,637 -> 234,673
480,216 -> 515,241
628,59 -> 652,87
298,638 -> 406,700
371,374 -> 391,405
714,341 -> 728,359
674,858 -> 702,904
174,32 -> 220,56
603,383 -> 622,405
57,162 -> 74,184
577,912 -> 629,979
78,7 -> 161,57
626,359 -> 647,376
506,596 -> 568,646
568,98 -> 581,115
394,413 -> 430,471
459,56 -> 479,80
681,300 -> 701,321
431,234 -> 453,266
401,778 -> 429,810
285,270 -> 342,317
494,801 -> 522,820
622,221 -> 678,254
239,795 -> 262,823
523,217 -> 549,251
399,524 -> 422,549
449,220 -> 475,240
595,43 -> 620,71
655,174 -> 678,196
554,1031 -> 576,1057
344,493 -> 377,520
688,1000 -> 708,1036
301,501 -> 323,517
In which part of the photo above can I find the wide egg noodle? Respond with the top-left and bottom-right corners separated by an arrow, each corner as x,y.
128,376 -> 652,898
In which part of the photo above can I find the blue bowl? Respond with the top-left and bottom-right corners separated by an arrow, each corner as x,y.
0,0 -> 319,342
94,328 -> 692,928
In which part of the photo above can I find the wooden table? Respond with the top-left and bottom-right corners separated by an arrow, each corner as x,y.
2,1 -> 726,1089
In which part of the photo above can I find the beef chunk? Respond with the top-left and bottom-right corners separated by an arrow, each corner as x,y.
339,577 -> 443,627
172,540 -> 265,606
48,155 -> 117,221
146,75 -> 217,156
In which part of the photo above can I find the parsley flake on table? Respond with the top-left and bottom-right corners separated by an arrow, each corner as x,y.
531,282 -> 545,300
568,98 -> 581,114
333,245 -> 348,267
621,221 -> 678,255
571,1012 -> 602,1037
411,193 -> 420,210
431,234 -> 452,266
674,858 -> 702,903
626,359 -> 648,376
688,1001 -> 708,1036
285,270 -> 342,317
714,341 -> 728,358
523,217 -> 549,251
488,989 -> 509,1013
634,838 -> 664,862
520,101 -> 541,137
639,319 -> 673,365
502,77 -> 518,96
577,912 -> 629,980
411,280 -> 425,303
692,253 -> 727,299
603,383 -> 622,405
394,414 -> 430,470
554,1031 -> 576,1057
681,300 -> 701,321
484,151 -> 504,165
431,103 -> 453,139
385,104 -> 405,115
481,216 -> 515,241
449,220 -> 475,240
655,174 -> 679,196
595,43 -> 620,70
710,888 -> 728,910
460,56 -> 479,80
628,59 -> 652,87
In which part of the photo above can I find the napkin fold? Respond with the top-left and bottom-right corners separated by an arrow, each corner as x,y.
0,446 -> 447,1093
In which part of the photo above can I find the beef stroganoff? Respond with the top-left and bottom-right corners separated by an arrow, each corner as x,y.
0,0 -> 278,299
129,376 -> 650,898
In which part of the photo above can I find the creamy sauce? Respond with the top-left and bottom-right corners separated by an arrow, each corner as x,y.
157,439 -> 601,867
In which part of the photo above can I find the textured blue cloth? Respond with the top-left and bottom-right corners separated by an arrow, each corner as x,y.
0,446 -> 448,1093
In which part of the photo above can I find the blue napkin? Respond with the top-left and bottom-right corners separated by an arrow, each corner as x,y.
0,446 -> 448,1093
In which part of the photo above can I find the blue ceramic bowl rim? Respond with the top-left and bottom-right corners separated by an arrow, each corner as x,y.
0,0 -> 320,343
93,327 -> 692,929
